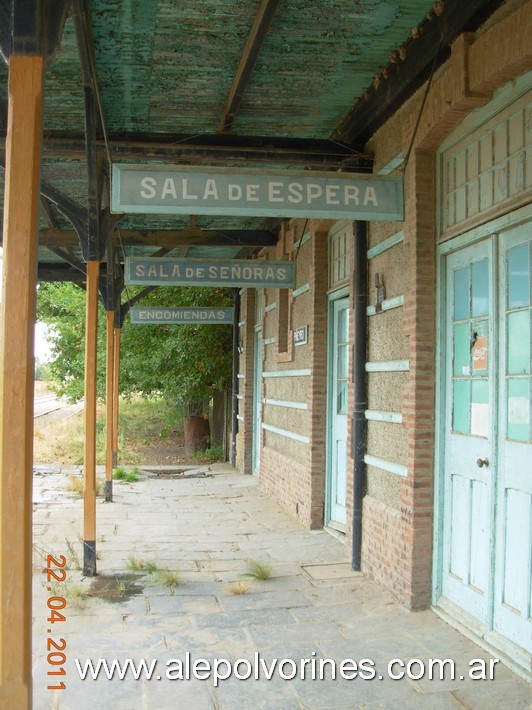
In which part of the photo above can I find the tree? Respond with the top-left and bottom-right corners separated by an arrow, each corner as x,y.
36,282 -> 234,408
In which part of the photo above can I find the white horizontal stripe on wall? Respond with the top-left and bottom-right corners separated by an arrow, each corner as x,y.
263,398 -> 308,411
293,232 -> 311,250
237,374 -> 245,379
367,295 -> 404,316
378,153 -> 404,175
365,410 -> 402,424
238,320 -> 246,327
292,283 -> 310,298
365,360 -> 409,372
364,454 -> 407,477
367,230 -> 404,260
236,415 -> 244,422
265,302 -> 277,313
262,423 -> 309,444
263,369 -> 312,378
263,337 -> 276,345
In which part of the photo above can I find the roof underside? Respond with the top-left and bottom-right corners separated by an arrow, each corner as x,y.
0,0 -> 502,278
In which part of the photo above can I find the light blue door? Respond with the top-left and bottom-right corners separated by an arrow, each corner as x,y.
443,239 -> 493,622
441,226 -> 531,658
493,226 -> 532,653
326,297 -> 349,530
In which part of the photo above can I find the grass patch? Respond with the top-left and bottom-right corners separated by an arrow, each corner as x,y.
126,557 -> 158,573
66,475 -> 105,497
192,444 -> 225,463
34,396 -> 183,466
113,466 -> 140,483
227,581 -> 251,595
156,569 -> 181,592
241,560 -> 273,581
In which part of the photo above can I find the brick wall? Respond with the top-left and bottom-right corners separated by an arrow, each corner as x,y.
234,1 -> 532,610
361,1 -> 532,610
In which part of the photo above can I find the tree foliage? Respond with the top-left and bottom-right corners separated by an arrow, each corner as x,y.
36,282 -> 234,405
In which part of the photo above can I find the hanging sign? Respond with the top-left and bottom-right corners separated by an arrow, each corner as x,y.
125,257 -> 295,288
112,164 -> 404,221
130,307 -> 234,324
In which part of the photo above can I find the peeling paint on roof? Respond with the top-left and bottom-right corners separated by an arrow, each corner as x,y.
0,0 -> 436,266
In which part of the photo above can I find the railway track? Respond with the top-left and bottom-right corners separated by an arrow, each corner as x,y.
34,393 -> 83,420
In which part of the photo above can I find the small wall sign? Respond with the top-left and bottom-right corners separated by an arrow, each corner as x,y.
293,325 -> 308,346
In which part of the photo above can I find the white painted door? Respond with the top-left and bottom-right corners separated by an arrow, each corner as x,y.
493,226 -> 532,653
441,226 -> 531,656
443,239 -> 493,622
252,326 -> 262,475
327,297 -> 349,530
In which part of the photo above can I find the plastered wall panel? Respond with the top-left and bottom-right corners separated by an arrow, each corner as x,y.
365,467 -> 402,510
263,431 -> 308,460
367,371 -> 408,412
263,405 -> 308,439
367,420 -> 407,465
367,243 -> 408,308
367,309 -> 408,362
263,377 -> 310,403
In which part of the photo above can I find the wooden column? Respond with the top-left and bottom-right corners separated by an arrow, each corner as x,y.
112,324 -> 121,466
0,55 -> 43,709
83,260 -> 99,576
105,310 -> 114,501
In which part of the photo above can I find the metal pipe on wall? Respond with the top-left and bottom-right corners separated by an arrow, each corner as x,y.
352,220 -> 368,570
230,288 -> 241,467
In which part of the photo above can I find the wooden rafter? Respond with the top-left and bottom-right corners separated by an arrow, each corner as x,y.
15,132 -> 368,168
333,0 -> 506,146
218,0 -> 281,133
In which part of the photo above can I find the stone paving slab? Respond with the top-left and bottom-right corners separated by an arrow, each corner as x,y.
32,466 -> 530,709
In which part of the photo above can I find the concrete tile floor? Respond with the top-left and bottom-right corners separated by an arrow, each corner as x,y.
32,465 -> 530,709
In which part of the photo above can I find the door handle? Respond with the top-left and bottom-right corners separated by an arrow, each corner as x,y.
476,457 -> 489,468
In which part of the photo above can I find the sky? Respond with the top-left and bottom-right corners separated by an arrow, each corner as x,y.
0,250 -> 52,363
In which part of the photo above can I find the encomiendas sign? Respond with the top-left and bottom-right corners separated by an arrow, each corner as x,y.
130,307 -> 234,324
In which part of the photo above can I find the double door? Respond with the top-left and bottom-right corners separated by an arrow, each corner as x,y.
440,223 -> 531,657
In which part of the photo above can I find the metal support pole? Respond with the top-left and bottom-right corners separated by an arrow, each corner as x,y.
0,54 -> 43,710
352,221 -> 368,571
230,289 -> 241,467
105,310 -> 114,501
112,322 -> 121,467
83,260 -> 99,576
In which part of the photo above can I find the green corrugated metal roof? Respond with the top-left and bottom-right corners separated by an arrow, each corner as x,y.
0,0 -> 437,272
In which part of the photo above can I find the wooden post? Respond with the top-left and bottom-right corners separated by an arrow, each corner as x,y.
112,324 -> 121,467
83,260 -> 99,576
0,55 -> 43,709
105,310 -> 114,501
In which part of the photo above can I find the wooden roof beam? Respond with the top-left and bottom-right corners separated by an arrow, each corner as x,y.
20,133 -> 367,167
39,228 -> 279,249
218,0 -> 281,133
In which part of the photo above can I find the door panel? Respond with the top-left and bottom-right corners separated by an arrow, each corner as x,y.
326,297 -> 349,530
493,227 -> 532,651
440,223 -> 532,659
443,240 -> 492,621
